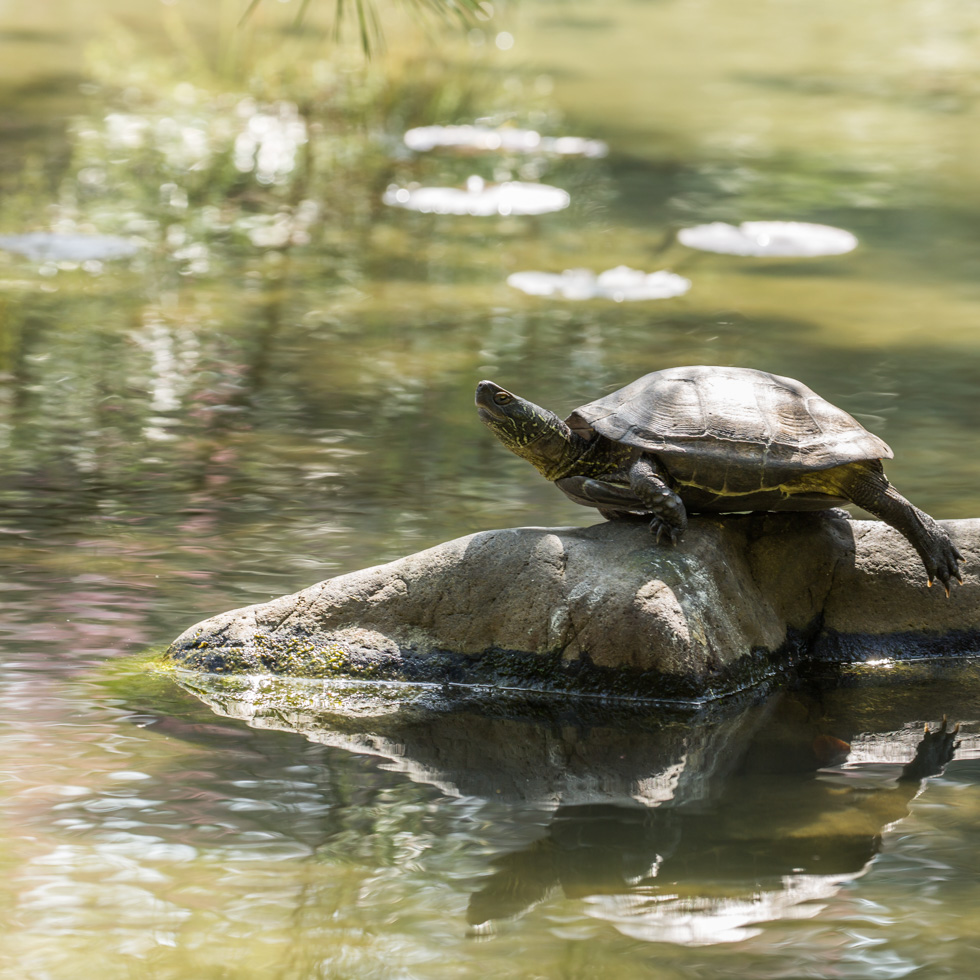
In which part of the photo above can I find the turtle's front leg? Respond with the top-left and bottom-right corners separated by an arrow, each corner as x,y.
629,456 -> 688,545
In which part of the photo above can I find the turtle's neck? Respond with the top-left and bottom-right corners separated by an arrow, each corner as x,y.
515,416 -> 594,481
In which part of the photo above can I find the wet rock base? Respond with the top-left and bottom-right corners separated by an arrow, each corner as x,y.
166,513 -> 980,700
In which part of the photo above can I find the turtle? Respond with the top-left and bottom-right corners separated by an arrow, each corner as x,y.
475,365 -> 962,593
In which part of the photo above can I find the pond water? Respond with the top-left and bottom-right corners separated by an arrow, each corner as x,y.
2,0 -> 980,976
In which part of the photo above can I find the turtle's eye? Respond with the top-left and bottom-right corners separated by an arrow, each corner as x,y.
493,391 -> 512,406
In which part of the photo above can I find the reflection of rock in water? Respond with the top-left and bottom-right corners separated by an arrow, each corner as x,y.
171,671 -> 779,806
466,718 -> 960,940
171,662 -> 976,944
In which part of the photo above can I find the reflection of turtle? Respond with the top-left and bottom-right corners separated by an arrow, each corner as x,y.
465,715 -> 962,930
476,365 -> 962,591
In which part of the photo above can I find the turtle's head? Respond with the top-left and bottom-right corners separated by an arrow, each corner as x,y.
475,380 -> 583,479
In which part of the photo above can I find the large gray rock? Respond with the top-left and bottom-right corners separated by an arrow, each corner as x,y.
166,513 -> 980,698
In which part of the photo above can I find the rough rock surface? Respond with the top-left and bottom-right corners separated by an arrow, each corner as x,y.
166,513 -> 980,699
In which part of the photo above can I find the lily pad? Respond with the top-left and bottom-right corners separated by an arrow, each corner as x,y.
383,176 -> 570,216
507,266 -> 691,301
677,221 -> 857,257
0,232 -> 143,262
404,124 -> 608,158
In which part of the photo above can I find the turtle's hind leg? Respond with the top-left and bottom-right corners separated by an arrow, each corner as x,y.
840,460 -> 962,593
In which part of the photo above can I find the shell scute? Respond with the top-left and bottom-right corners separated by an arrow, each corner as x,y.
567,366 -> 892,487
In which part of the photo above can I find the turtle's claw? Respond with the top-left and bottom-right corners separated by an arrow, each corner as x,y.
924,539 -> 963,597
649,517 -> 683,547
901,714 -> 960,781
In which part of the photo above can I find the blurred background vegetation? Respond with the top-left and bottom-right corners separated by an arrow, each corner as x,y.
1,0 -> 980,618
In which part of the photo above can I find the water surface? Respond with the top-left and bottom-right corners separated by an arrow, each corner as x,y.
2,1 -> 980,976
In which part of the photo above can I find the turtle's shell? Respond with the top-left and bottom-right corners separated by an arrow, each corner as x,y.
566,365 -> 892,492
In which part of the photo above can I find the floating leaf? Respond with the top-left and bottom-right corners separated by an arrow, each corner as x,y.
0,233 -> 142,262
403,124 -> 607,158
383,176 -> 570,216
678,221 -> 857,257
507,266 -> 691,301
